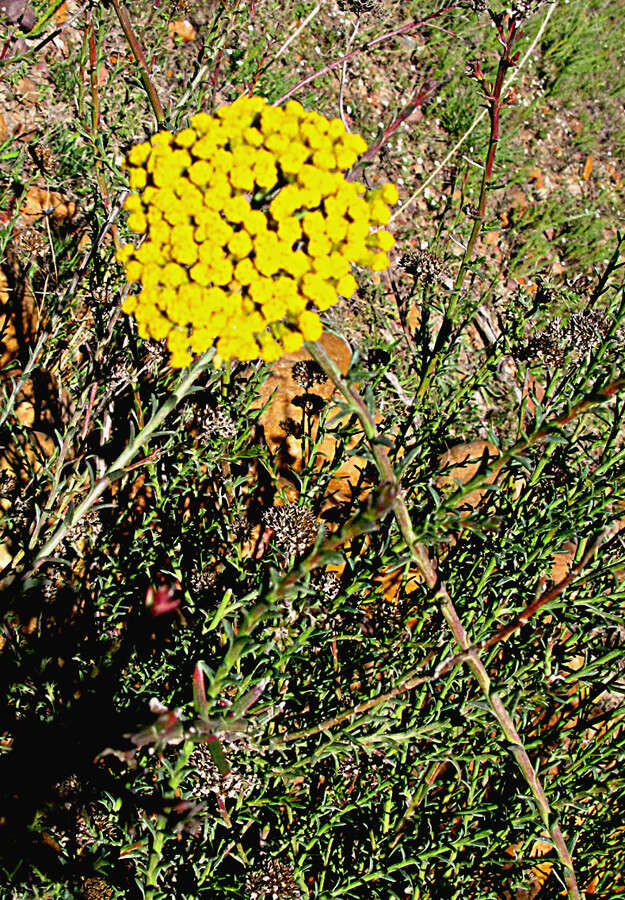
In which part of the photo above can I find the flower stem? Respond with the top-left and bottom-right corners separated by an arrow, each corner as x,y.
24,352 -> 215,578
306,337 -> 581,899
416,15 -> 519,401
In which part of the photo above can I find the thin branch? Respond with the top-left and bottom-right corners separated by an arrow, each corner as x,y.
390,2 -> 558,223
109,0 -> 165,125
270,1 -> 324,64
306,337 -> 581,900
273,6 -> 460,106
433,525 -> 619,680
339,15 -> 360,131
22,350 -> 216,578
440,375 -> 625,517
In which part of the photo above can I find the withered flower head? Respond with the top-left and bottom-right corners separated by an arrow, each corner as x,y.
399,249 -> 449,285
264,504 -> 322,557
509,0 -> 547,20
75,806 -> 118,850
312,570 -> 341,602
246,857 -> 303,900
0,469 -> 17,495
189,742 -> 258,801
231,514 -> 252,542
61,509 -> 103,552
291,359 -> 328,390
108,353 -> 136,393
11,227 -> 48,259
143,338 -> 170,375
522,309 -> 615,368
521,317 -> 566,367
197,408 -> 237,442
566,309 -> 612,355
292,392 -> 326,415
190,567 -> 217,595
83,876 -> 114,900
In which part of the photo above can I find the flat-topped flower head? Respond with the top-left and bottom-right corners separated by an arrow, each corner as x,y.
117,95 -> 398,368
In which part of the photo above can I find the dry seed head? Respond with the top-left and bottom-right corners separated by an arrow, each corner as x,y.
190,567 -> 217,595
189,742 -> 258,800
399,249 -> 448,285
522,317 -> 565,367
171,0 -> 190,15
336,0 -> 385,17
143,339 -> 170,375
264,504 -> 322,557
246,857 -> 303,900
108,359 -> 135,393
291,358 -> 328,389
31,145 -> 57,173
231,514 -> 252,542
0,470 -> 17,495
75,807 -> 118,850
90,283 -> 119,309
11,227 -> 48,259
292,392 -> 326,415
508,0 -> 548,19
312,570 -> 341,602
197,408 -> 237,441
523,309 -> 616,367
61,510 -> 103,552
83,877 -> 114,900
566,309 -> 612,354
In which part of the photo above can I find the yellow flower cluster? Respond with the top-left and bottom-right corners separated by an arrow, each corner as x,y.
117,95 -> 398,368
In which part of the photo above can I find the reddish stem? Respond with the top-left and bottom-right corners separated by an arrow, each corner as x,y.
273,7 -> 460,106
81,382 -> 98,440
348,80 -> 439,181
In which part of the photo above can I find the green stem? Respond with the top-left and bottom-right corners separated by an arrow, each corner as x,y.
221,362 -> 231,399
25,352 -> 215,576
306,337 -> 581,900
109,0 -> 166,125
206,485 -> 396,702
144,740 -> 195,897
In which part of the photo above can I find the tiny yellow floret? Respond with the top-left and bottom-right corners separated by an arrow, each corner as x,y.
118,95 -> 396,367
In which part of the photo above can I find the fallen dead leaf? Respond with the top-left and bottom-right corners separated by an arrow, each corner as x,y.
168,18 -> 196,42
582,154 -> 593,181
54,0 -> 68,23
253,332 -> 372,511
16,77 -> 38,104
435,440 -> 502,512
20,186 -> 76,226
483,229 -> 500,246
